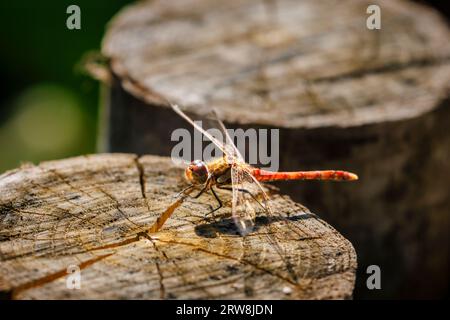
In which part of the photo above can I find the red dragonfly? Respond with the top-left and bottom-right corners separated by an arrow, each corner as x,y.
171,104 -> 358,236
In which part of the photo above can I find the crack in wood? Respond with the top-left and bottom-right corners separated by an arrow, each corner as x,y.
134,156 -> 147,202
7,253 -> 113,300
155,262 -> 165,299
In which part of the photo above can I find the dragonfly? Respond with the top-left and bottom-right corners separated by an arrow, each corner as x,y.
171,104 -> 358,236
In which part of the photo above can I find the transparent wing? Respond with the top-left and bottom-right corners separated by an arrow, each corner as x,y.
231,165 -> 300,281
171,104 -> 230,157
231,165 -> 290,238
172,103 -> 246,164
211,109 -> 245,163
231,165 -> 271,235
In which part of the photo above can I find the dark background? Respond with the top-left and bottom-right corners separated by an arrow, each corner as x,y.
0,0 -> 134,172
0,0 -> 448,299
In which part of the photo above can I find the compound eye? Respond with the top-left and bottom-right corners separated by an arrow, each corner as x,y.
190,161 -> 208,177
191,163 -> 202,172
188,162 -> 200,172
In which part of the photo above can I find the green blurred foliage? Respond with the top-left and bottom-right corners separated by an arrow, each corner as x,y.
0,0 -> 133,172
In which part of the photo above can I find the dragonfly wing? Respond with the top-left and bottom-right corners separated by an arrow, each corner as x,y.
231,165 -> 270,235
211,108 -> 245,163
171,104 -> 230,157
231,165 -> 302,282
172,103 -> 248,163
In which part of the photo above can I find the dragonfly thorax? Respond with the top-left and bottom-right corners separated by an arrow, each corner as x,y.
185,160 -> 209,185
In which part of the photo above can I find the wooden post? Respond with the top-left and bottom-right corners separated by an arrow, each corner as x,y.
0,154 -> 356,299
101,0 -> 450,298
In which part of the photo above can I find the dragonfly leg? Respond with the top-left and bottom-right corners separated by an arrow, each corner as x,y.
192,176 -> 212,198
174,184 -> 195,198
217,185 -> 265,210
205,186 -> 222,217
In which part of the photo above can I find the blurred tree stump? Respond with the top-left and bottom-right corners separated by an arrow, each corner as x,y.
0,154 -> 356,299
100,0 -> 450,298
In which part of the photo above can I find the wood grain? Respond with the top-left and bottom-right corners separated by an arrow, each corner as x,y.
0,154 -> 356,299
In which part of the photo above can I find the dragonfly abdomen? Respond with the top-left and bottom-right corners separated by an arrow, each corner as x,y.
252,169 -> 358,182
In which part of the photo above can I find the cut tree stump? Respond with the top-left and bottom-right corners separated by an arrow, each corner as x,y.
0,154 -> 356,299
100,0 -> 450,298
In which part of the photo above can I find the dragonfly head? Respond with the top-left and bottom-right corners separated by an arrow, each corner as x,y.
185,160 -> 209,185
